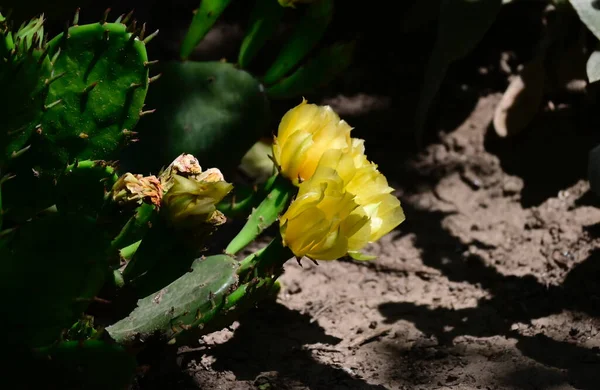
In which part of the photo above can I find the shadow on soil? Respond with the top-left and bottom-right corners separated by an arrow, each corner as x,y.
378,199 -> 600,390
181,303 -> 387,389
483,103 -> 600,208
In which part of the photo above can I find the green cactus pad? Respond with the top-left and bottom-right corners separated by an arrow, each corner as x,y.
55,160 -> 119,217
173,274 -> 279,346
34,20 -> 150,172
1,16 -> 153,223
32,340 -> 137,390
0,14 -> 53,164
0,214 -> 110,347
106,254 -> 238,345
124,60 -> 270,175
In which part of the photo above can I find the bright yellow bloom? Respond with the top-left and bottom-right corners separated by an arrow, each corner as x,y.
280,147 -> 405,261
336,140 -> 406,249
279,152 -> 368,260
272,99 -> 352,186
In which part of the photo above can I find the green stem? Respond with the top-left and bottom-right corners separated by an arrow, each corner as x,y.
238,0 -> 285,68
216,174 -> 277,218
173,235 -> 293,345
237,232 -> 294,282
225,174 -> 296,255
119,240 -> 142,262
180,0 -> 233,60
110,203 -> 156,252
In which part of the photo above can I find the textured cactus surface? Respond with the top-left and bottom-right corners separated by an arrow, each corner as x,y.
125,60 -> 270,174
32,19 -> 150,173
106,254 -> 238,344
55,160 -> 119,217
0,13 -> 153,222
0,214 -> 110,348
0,14 -> 52,165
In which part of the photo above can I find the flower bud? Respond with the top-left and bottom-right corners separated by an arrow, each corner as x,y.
161,174 -> 233,229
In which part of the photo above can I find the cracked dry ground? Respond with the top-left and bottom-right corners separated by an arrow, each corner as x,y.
134,90 -> 600,390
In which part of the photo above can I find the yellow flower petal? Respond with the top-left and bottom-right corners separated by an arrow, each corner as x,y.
279,156 -> 368,260
273,99 -> 352,185
275,102 -> 406,261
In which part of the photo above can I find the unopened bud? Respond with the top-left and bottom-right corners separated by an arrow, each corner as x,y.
162,174 -> 233,229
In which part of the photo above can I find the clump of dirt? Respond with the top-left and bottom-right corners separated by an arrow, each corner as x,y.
132,2 -> 600,390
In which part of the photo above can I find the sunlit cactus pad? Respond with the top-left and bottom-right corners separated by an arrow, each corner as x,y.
34,18 -> 151,172
106,254 -> 238,344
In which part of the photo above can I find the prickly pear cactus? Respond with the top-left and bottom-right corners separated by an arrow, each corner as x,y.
106,254 -> 238,344
0,11 -> 156,223
0,13 -> 52,165
55,160 -> 119,217
123,60 -> 270,175
0,214 -> 110,348
35,14 -> 154,172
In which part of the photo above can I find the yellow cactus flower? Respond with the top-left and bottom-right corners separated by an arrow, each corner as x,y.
279,147 -> 405,261
336,140 -> 406,247
162,173 -> 233,229
272,98 -> 353,185
279,154 -> 369,260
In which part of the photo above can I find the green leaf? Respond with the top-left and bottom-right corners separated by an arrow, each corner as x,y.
415,0 -> 502,144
